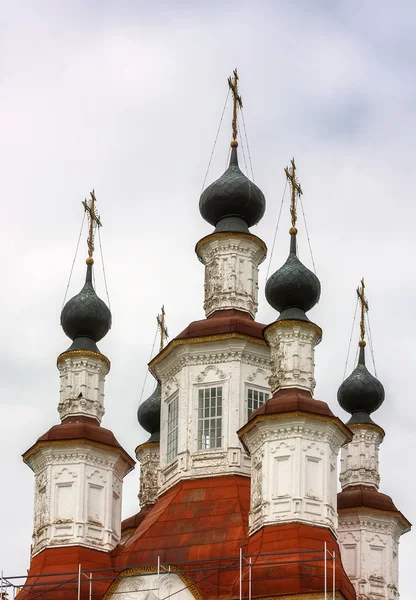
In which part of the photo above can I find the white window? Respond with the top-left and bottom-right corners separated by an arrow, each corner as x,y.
167,396 -> 179,462
198,387 -> 222,450
247,388 -> 269,417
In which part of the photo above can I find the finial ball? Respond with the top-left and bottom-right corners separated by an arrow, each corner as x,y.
359,340 -> 366,347
230,140 -> 238,148
86,257 -> 94,265
289,227 -> 297,235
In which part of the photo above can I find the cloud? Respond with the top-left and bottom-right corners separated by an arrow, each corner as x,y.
0,0 -> 414,594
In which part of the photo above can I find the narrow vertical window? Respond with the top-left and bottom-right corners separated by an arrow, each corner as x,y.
247,388 -> 269,417
167,396 -> 179,462
197,387 -> 222,450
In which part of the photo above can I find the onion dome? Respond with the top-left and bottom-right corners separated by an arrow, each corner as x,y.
199,146 -> 266,233
265,230 -> 321,322
137,383 -> 161,443
61,263 -> 112,352
338,345 -> 385,425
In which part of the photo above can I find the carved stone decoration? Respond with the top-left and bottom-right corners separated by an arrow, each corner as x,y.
240,414 -> 349,536
136,445 -> 160,508
197,234 -> 266,318
264,321 -> 321,395
57,354 -> 110,423
109,572 -> 196,600
25,443 -> 131,557
340,425 -> 384,490
195,365 -> 227,382
338,511 -> 407,600
154,338 -> 271,497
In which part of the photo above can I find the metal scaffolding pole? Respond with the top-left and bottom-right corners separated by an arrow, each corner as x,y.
239,548 -> 242,600
77,564 -> 81,600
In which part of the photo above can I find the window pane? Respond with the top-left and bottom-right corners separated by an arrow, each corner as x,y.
247,387 -> 269,418
197,386 -> 223,451
167,396 -> 179,462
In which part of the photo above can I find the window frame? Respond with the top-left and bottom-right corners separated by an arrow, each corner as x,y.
166,393 -> 179,463
196,385 -> 224,452
246,385 -> 270,419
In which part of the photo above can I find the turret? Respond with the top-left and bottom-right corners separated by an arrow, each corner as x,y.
337,279 -> 410,599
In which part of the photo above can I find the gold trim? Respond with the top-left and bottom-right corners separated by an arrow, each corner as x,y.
195,231 -> 267,261
22,438 -> 135,469
135,441 -> 160,455
57,349 -> 111,370
264,319 -> 322,339
149,332 -> 267,374
347,422 -> 385,438
238,410 -> 352,442
103,565 -> 202,600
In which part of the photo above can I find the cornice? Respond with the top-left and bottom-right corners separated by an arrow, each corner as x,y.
239,410 -> 352,445
57,349 -> 111,371
338,506 -> 411,533
149,332 -> 267,376
195,231 -> 267,262
264,319 -> 323,340
23,438 -> 135,471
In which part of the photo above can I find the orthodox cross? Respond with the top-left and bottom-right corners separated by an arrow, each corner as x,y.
284,158 -> 303,232
228,68 -> 243,146
82,190 -> 102,264
156,305 -> 168,352
356,278 -> 369,347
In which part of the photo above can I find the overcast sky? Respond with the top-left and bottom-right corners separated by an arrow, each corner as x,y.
0,0 -> 415,595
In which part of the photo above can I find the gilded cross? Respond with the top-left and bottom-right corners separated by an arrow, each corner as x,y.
156,305 -> 168,352
284,158 -> 303,232
228,68 -> 243,146
82,190 -> 102,265
356,278 -> 369,347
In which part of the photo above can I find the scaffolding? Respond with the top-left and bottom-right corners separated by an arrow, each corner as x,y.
0,544 -> 340,600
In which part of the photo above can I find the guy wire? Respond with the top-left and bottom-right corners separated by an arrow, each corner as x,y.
138,325 -> 159,406
98,227 -> 111,310
61,212 -> 86,309
343,296 -> 359,380
266,179 -> 288,280
201,88 -> 231,194
299,194 -> 317,274
240,107 -> 255,181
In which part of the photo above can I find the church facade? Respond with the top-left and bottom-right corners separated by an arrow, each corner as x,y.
16,76 -> 410,600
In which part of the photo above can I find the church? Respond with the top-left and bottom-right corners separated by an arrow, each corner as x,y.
12,72 -> 410,600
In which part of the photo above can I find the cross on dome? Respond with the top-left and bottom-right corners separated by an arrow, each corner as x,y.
356,277 -> 369,347
227,68 -> 243,147
82,189 -> 102,265
284,158 -> 303,233
156,305 -> 168,353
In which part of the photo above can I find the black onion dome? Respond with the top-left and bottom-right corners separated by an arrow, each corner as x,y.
61,263 -> 112,345
265,232 -> 321,321
199,146 -> 266,232
338,346 -> 385,425
137,383 -> 161,443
